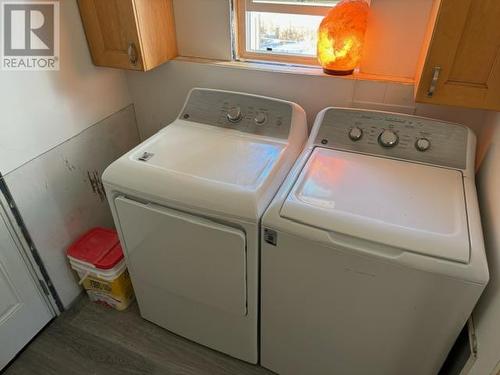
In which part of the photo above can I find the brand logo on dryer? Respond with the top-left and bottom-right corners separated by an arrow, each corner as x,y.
138,152 -> 155,162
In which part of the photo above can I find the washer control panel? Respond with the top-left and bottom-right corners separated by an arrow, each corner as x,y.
314,108 -> 469,169
180,89 -> 293,139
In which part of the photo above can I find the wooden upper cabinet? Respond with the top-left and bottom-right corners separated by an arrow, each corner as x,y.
77,0 -> 177,71
416,0 -> 500,110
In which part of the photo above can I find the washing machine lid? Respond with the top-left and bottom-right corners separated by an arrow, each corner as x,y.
280,148 -> 470,263
103,121 -> 292,221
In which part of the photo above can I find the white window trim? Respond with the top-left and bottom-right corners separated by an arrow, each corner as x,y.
245,0 -> 336,16
236,0 -> 339,65
236,0 -> 372,66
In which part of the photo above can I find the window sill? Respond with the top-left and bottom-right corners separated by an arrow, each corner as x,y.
175,56 -> 415,85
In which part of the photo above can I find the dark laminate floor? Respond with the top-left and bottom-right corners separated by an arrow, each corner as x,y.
4,296 -> 274,375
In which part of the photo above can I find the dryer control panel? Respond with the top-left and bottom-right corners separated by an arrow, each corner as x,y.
314,108 -> 469,170
180,89 -> 293,139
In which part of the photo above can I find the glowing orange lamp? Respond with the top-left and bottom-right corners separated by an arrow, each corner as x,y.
317,0 -> 369,75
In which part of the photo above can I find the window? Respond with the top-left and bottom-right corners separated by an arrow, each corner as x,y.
235,0 -> 339,65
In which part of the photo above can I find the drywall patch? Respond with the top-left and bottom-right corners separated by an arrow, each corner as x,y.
3,105 -> 140,308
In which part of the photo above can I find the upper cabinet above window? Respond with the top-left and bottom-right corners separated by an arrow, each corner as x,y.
416,0 -> 500,110
77,0 -> 177,71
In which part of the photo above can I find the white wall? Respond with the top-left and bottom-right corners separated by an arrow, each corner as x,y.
470,113 -> 500,375
4,106 -> 140,308
0,0 -> 131,175
173,0 -> 232,61
361,0 -> 434,78
126,59 -> 486,141
172,0 -> 435,79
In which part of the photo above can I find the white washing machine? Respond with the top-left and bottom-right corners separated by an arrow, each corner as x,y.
102,88 -> 307,363
260,108 -> 489,375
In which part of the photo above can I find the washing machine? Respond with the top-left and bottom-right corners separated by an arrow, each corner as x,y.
102,88 -> 307,363
260,108 -> 489,375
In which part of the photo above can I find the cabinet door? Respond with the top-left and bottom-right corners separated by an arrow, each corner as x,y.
77,0 -> 144,70
133,0 -> 178,70
416,0 -> 500,110
0,212 -> 53,369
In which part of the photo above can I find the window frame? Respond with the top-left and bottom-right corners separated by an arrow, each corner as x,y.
235,0 -> 338,65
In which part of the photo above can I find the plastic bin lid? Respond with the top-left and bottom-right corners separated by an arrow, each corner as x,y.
67,227 -> 124,270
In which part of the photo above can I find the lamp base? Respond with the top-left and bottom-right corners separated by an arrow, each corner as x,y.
323,68 -> 354,76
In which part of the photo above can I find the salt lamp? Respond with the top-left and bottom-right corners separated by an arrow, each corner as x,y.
317,0 -> 369,75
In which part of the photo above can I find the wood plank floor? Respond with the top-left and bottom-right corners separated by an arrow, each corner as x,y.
4,296 -> 274,375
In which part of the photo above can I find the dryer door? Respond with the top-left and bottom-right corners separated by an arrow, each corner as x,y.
115,196 -> 247,316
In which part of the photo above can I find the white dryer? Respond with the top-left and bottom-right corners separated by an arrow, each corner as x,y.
260,108 -> 489,375
102,88 -> 307,363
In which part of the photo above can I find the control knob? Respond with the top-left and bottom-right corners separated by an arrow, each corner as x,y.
255,112 -> 267,125
227,107 -> 242,123
378,130 -> 399,148
415,137 -> 431,152
348,127 -> 363,141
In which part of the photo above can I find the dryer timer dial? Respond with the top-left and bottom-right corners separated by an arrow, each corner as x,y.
348,127 -> 363,141
227,107 -> 242,123
379,130 -> 399,148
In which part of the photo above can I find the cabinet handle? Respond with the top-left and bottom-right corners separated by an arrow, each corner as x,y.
427,66 -> 441,97
128,43 -> 138,66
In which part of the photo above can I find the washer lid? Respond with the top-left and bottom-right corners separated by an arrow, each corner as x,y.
280,148 -> 470,263
103,121 -> 294,221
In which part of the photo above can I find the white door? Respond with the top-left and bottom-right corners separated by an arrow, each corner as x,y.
0,211 -> 53,369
